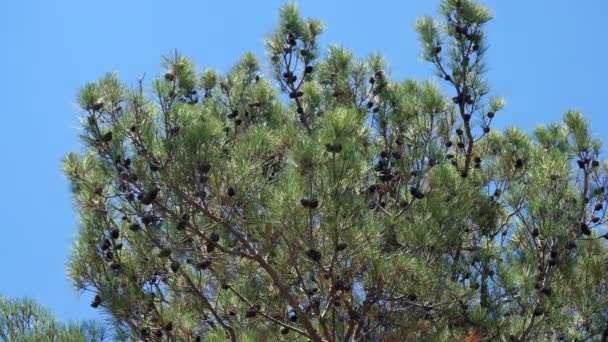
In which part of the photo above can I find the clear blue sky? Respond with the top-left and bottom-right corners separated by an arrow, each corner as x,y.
1,0 -> 607,322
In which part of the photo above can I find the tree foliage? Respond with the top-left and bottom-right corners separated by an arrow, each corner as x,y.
64,1 -> 608,341
0,295 -> 107,341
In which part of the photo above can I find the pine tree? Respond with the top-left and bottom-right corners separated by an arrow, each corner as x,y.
0,295 -> 107,341
63,1 -> 608,341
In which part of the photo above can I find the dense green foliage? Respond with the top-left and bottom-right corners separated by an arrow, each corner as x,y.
0,296 -> 106,341
64,0 -> 608,341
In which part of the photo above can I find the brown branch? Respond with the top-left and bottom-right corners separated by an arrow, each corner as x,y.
179,269 -> 238,342
170,185 -> 324,342
227,286 -> 309,338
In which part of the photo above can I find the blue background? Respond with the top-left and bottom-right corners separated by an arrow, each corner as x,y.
1,0 -> 606,321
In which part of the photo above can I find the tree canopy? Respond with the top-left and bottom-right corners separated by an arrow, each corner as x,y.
64,0 -> 608,341
0,295 -> 106,341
